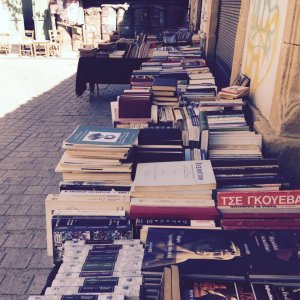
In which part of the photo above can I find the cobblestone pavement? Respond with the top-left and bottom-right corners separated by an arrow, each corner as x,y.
0,58 -> 128,299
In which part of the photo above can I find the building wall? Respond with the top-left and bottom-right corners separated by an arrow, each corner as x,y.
241,0 -> 288,120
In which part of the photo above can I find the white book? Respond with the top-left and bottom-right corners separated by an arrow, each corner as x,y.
58,260 -> 142,273
54,270 -> 142,279
133,161 -> 216,191
45,285 -> 140,296
63,254 -> 143,263
51,276 -> 143,287
64,247 -> 144,258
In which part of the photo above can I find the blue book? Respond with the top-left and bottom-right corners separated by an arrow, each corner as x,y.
63,126 -> 139,148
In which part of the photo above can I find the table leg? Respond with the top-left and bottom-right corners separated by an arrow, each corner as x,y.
89,83 -> 95,102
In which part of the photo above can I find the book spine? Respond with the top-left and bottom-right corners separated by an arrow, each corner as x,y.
217,190 -> 300,206
55,270 -> 142,279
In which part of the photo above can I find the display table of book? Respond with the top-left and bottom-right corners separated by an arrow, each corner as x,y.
76,57 -> 148,100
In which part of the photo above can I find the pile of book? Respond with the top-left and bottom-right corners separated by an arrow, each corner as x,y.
218,85 -> 250,100
130,160 -> 218,220
151,77 -> 179,106
78,48 -> 96,57
34,234 -> 162,300
135,128 -> 184,164
124,34 -> 158,59
55,126 -> 139,185
111,101 -> 158,129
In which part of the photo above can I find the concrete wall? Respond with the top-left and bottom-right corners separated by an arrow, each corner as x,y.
241,0 -> 288,120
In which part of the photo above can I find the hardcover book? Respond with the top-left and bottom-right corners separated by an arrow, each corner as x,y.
152,77 -> 178,92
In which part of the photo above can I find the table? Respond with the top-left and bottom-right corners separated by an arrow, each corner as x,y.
33,40 -> 50,57
75,57 -> 147,101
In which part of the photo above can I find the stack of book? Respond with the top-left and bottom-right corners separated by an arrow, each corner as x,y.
218,85 -> 250,100
130,75 -> 154,90
130,160 -> 217,220
124,34 -> 158,59
217,190 -> 300,229
135,128 -> 184,164
55,126 -> 139,184
36,238 -> 164,299
211,157 -> 285,192
78,48 -> 96,57
117,89 -> 152,119
51,211 -> 134,264
151,77 -> 179,106
110,101 -> 158,129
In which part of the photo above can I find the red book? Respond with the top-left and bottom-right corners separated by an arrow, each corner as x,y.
217,190 -> 300,207
129,206 -> 218,220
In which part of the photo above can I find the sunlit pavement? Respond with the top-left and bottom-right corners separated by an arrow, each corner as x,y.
0,56 -> 79,118
0,55 -> 128,299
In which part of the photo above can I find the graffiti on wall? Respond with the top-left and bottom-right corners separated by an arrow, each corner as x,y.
243,0 -> 280,92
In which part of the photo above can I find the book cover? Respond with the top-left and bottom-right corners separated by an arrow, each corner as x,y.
133,160 -> 216,190
142,228 -> 248,279
247,230 -> 300,281
152,77 -> 178,92
181,280 -> 254,300
63,126 -> 139,148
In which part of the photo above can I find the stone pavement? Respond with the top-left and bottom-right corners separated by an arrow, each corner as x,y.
0,59 -> 128,299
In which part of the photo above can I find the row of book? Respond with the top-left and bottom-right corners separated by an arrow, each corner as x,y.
31,223 -> 300,299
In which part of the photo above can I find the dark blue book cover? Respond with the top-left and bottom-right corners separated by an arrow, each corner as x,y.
142,228 -> 249,279
247,230 -> 300,281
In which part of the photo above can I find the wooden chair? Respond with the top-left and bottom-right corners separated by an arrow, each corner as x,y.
81,25 -> 96,49
48,30 -> 62,57
0,33 -> 10,55
19,30 -> 34,56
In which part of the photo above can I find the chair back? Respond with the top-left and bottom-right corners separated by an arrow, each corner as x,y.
83,25 -> 96,43
49,30 -> 62,44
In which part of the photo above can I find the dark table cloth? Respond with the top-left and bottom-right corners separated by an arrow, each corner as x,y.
75,57 -> 147,96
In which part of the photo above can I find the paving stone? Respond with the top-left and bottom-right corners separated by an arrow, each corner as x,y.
0,271 -> 33,295
2,232 -> 33,248
26,271 -> 49,295
20,177 -> 42,186
24,185 -> 46,195
5,185 -> 28,194
5,205 -> 30,216
0,234 -> 8,247
0,206 -> 10,216
0,249 -> 33,269
26,205 -> 45,216
28,231 -> 47,249
26,217 -> 46,230
5,217 -> 31,231
28,250 -> 53,269
5,194 -> 29,205
0,195 -> 9,205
